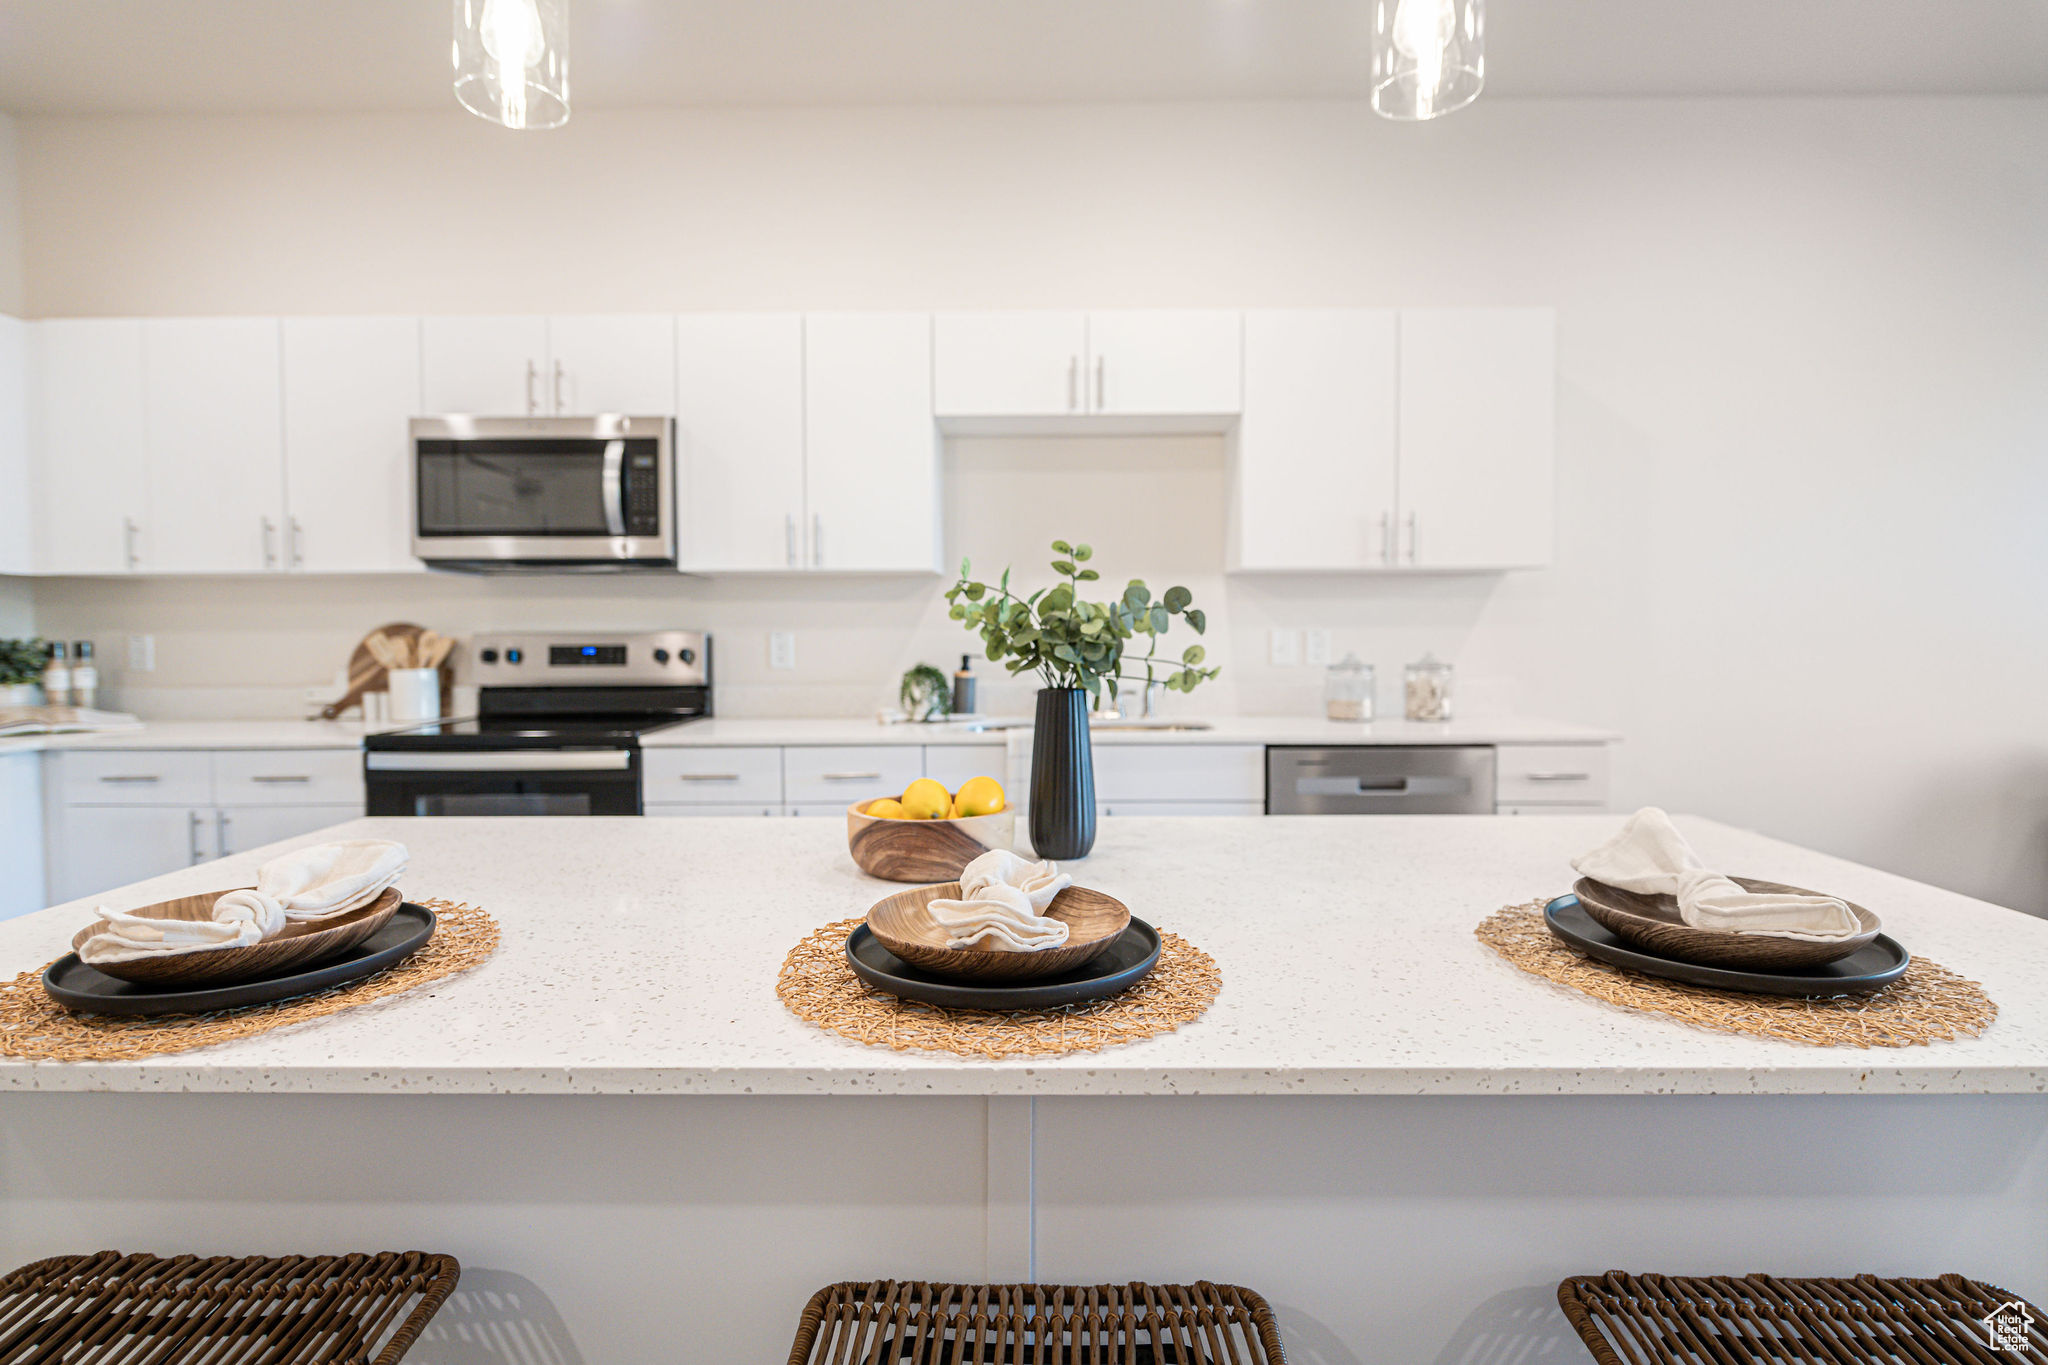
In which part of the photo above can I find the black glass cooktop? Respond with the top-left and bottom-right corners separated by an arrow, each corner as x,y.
364,713 -> 701,751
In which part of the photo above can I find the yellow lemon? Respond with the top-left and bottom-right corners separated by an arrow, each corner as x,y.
954,775 -> 1006,817
865,797 -> 907,819
899,778 -> 953,820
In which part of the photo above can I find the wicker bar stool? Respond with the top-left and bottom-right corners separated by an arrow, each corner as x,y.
0,1250 -> 460,1365
788,1280 -> 1287,1364
1559,1270 -> 2047,1365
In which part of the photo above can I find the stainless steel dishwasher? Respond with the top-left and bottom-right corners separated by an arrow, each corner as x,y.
1266,745 -> 1496,814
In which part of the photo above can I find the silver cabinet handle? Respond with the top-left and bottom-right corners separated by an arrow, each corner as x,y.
820,771 -> 882,781
1379,511 -> 1392,565
1067,355 -> 1079,411
1524,772 -> 1592,783
812,513 -> 822,567
1094,355 -> 1106,410
217,809 -> 233,857
525,358 -> 540,415
97,774 -> 161,784
677,773 -> 741,782
123,516 -> 141,570
553,358 -> 567,413
250,774 -> 313,784
1405,511 -> 1418,564
785,513 -> 798,568
189,809 -> 208,864
261,515 -> 278,569
288,516 -> 305,569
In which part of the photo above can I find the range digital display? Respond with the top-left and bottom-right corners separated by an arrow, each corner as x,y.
548,645 -> 629,667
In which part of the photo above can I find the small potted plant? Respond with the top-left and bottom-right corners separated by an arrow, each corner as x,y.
946,540 -> 1219,858
898,663 -> 951,723
0,639 -> 47,707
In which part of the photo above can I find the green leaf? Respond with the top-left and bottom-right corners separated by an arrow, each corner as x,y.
948,604 -> 966,620
1051,539 -> 1073,555
1149,604 -> 1169,634
1011,625 -> 1039,645
1182,644 -> 1205,665
1185,608 -> 1206,634
1053,643 -> 1082,664
1080,617 -> 1106,636
986,640 -> 1006,662
1075,568 -> 1099,581
960,557 -> 971,578
1041,584 -> 1075,614
1052,560 -> 1076,576
964,582 -> 985,600
1122,582 -> 1150,612
1000,566 -> 1011,593
1163,585 -> 1192,613
1073,544 -> 1092,562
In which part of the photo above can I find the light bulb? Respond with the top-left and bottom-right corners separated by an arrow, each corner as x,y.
1391,0 -> 1453,114
1373,0 -> 1482,121
480,0 -> 545,69
454,0 -> 569,129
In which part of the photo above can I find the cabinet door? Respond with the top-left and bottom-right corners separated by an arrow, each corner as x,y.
51,805 -> 210,905
1397,308 -> 1556,569
933,312 -> 1087,418
420,316 -> 548,414
674,314 -> 806,571
1234,310 -> 1398,570
802,313 -> 937,571
0,752 -> 44,918
0,319 -> 28,575
30,318 -> 148,574
143,318 -> 286,574
282,317 -> 424,573
1086,310 -> 1242,416
215,804 -> 362,859
546,314 -> 676,414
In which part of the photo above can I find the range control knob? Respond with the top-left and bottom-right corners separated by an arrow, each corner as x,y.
678,648 -> 696,665
652,648 -> 670,664
506,648 -> 524,664
478,648 -> 499,664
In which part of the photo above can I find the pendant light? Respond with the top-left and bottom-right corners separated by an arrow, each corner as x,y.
452,0 -> 570,130
1371,0 -> 1483,121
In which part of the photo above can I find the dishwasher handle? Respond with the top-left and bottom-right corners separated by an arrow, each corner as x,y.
1293,774 -> 1473,798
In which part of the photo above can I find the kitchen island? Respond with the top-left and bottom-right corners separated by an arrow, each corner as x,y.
1,814 -> 2043,1363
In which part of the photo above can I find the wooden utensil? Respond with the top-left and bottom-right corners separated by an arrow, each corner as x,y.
1572,876 -> 1882,970
846,800 -> 1018,882
71,886 -> 404,985
319,622 -> 438,720
865,881 -> 1131,981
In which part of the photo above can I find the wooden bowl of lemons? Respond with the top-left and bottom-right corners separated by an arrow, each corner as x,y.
847,775 -> 1018,883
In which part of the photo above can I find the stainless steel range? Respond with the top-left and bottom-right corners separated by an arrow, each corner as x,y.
364,631 -> 710,817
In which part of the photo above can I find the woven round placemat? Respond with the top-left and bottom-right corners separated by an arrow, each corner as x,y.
0,898 -> 500,1063
776,917 -> 1221,1059
1477,899 -> 1996,1048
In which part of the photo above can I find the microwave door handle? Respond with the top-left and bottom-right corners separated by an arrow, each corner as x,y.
601,439 -> 626,537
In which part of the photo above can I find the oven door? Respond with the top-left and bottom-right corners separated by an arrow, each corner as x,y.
411,415 -> 675,569
364,749 -> 643,816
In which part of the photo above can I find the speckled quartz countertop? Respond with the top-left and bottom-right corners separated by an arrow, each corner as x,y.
2,813 -> 2043,1097
0,721 -> 378,754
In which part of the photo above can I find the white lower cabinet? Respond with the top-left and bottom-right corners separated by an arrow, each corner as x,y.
1092,745 -> 1265,804
213,804 -> 363,858
0,752 -> 46,918
1101,800 -> 1264,818
647,803 -> 780,818
642,746 -> 783,808
1494,743 -> 1611,811
921,743 -> 1010,791
50,805 -> 211,905
782,745 -> 926,807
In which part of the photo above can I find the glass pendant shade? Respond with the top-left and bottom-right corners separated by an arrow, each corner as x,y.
452,0 -> 569,130
1371,0 -> 1483,121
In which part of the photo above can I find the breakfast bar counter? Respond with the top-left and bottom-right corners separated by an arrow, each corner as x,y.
2,814 -> 2043,1364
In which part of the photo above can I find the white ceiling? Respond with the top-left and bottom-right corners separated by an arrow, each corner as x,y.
0,1 -> 2042,115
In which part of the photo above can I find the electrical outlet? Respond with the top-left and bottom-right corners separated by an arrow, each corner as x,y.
126,635 -> 155,672
1269,629 -> 1300,668
1304,629 -> 1333,667
769,631 -> 797,670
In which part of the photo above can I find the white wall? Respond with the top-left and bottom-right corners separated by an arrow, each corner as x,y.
14,97 -> 2048,913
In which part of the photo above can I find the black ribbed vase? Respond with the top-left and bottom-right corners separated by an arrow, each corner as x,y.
1029,687 -> 1097,860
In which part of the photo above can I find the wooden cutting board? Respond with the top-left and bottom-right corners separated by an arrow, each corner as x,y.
320,622 -> 451,720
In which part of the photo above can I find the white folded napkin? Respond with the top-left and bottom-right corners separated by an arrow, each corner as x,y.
213,839 -> 409,929
79,895 -> 286,965
959,849 -> 1072,911
1571,808 -> 1867,941
926,849 -> 1076,952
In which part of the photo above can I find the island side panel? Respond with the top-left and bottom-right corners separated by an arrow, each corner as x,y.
1033,1094 -> 2048,1364
0,1093 -> 992,1365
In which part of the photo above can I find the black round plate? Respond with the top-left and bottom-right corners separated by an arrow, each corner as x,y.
845,918 -> 1162,1010
1544,895 -> 1908,997
43,904 -> 438,1017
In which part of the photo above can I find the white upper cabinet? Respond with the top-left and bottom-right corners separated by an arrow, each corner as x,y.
420,315 -> 549,414
675,313 -> 806,572
1084,310 -> 1242,416
282,317 -> 424,573
143,318 -> 286,574
545,314 -> 675,415
30,319 -> 148,574
802,313 -> 938,572
0,318 -> 30,575
933,312 -> 1088,418
1397,309 -> 1556,570
1233,310 -> 1399,571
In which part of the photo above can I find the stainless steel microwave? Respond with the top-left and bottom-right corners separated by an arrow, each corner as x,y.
409,415 -> 677,571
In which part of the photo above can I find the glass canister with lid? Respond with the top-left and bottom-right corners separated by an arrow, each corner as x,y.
1324,653 -> 1374,722
1404,653 -> 1454,722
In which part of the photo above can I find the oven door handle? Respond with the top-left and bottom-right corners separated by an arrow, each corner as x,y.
601,439 -> 627,538
366,751 -> 633,772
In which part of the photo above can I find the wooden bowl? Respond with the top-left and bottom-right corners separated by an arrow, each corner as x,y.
1573,876 -> 1883,970
865,881 -> 1131,981
71,887 -> 405,985
847,800 -> 1018,883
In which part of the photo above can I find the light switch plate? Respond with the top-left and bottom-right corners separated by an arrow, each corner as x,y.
126,635 -> 156,672
1304,629 -> 1333,667
769,631 -> 797,670
1269,629 -> 1300,667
